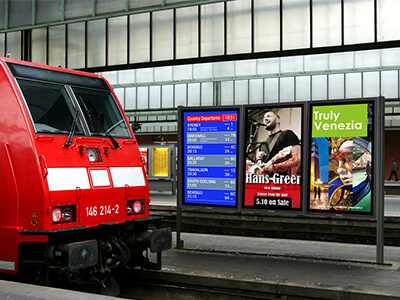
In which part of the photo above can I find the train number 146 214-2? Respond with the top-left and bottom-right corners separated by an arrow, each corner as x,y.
86,205 -> 119,217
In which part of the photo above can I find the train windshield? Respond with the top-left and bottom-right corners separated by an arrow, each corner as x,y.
73,87 -> 130,138
17,79 -> 131,139
18,79 -> 85,135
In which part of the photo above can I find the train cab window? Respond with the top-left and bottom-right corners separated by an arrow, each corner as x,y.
72,87 -> 131,139
18,79 -> 84,135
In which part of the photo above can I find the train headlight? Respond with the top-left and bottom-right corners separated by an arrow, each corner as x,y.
127,199 -> 145,215
52,208 -> 62,222
62,207 -> 72,221
52,206 -> 76,223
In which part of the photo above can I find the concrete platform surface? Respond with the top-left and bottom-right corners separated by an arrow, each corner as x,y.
2,233 -> 400,299
0,280 -> 129,300
144,232 -> 400,299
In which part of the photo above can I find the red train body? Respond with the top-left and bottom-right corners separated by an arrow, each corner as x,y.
0,57 -> 171,288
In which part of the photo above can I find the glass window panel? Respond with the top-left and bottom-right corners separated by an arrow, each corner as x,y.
125,87 -> 137,110
201,82 -> 214,106
280,77 -> 295,102
312,75 -> 327,100
0,0 -> 5,29
283,0 -> 310,50
355,50 -> 380,69
194,63 -> 213,79
345,72 -> 362,98
108,16 -> 128,66
96,0 -> 125,14
155,66 -> 173,82
9,0 -> 31,28
149,86 -> 161,109
6,31 -> 21,60
235,80 -> 249,104
363,72 -> 380,97
37,0 -> 61,24
129,0 -> 163,9
188,83 -> 201,106
227,0 -> 251,54
175,84 -> 187,107
249,79 -> 264,104
176,6 -> 198,59
118,70 -> 135,85
296,76 -> 310,101
281,56 -> 304,73
65,0 -> 92,19
378,0 -> 400,42
382,48 -> 400,67
67,22 -> 85,69
264,78 -> 279,103
201,3 -> 224,57
385,106 -> 393,114
174,65 -> 193,81
304,54 -> 328,72
87,19 -> 106,68
214,61 -> 234,78
236,60 -> 257,77
137,86 -> 149,109
162,85 -> 174,108
130,13 -> 150,63
0,33 -> 5,56
391,116 -> 400,127
258,58 -> 280,75
329,74 -> 344,99
312,0 -> 341,47
49,25 -> 66,68
254,0 -> 280,52
329,52 -> 354,70
136,68 -> 153,84
344,0 -> 374,44
152,10 -> 173,61
32,28 -> 47,65
102,71 -> 118,85
114,88 -> 125,108
381,70 -> 398,98
221,81 -> 234,105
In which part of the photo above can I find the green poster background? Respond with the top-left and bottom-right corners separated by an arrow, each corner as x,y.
312,104 -> 368,137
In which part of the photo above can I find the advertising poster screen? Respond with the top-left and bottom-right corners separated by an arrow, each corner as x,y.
243,105 -> 303,211
181,109 -> 238,207
308,101 -> 373,215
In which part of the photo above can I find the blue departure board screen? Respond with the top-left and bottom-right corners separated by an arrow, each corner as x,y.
183,110 -> 238,206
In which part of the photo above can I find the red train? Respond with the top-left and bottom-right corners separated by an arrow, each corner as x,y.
0,57 -> 171,291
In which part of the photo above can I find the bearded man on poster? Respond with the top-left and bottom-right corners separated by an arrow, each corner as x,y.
255,111 -> 301,175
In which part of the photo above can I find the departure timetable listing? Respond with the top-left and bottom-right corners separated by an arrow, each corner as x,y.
183,110 -> 238,207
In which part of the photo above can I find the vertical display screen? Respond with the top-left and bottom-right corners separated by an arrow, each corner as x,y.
182,110 -> 238,206
308,102 -> 373,214
243,106 -> 303,211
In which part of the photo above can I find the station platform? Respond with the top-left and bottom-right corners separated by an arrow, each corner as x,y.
3,232 -> 400,299
126,232 -> 400,299
2,186 -> 400,300
0,279 -> 128,300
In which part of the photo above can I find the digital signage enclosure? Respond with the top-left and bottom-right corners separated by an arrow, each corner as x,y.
308,101 -> 374,215
243,105 -> 303,212
180,108 -> 239,207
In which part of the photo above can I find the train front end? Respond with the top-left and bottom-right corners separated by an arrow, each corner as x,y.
0,58 -> 171,289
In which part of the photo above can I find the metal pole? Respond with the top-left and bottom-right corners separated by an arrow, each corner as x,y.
376,97 -> 385,263
176,107 -> 184,249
